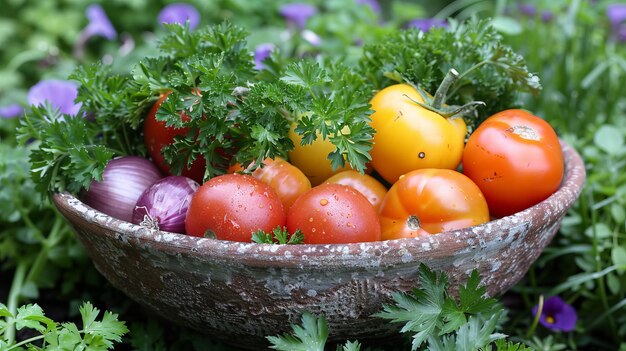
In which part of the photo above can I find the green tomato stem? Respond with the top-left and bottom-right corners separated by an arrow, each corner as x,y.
432,68 -> 459,109
440,101 -> 486,118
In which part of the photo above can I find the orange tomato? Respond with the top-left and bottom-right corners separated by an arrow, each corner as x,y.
324,170 -> 387,211
378,168 -> 490,240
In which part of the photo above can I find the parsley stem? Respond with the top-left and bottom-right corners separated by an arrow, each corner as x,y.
25,217 -> 65,285
15,202 -> 45,243
5,263 -> 27,345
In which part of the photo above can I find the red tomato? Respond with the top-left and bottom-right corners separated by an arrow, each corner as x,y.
378,169 -> 490,240
185,174 -> 286,242
229,157 -> 311,212
324,170 -> 388,211
287,184 -> 381,244
144,92 -> 206,183
462,109 -> 564,218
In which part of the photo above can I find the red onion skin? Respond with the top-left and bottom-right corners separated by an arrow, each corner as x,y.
132,176 -> 199,234
81,156 -> 163,222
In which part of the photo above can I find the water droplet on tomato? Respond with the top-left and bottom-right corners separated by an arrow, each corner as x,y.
308,217 -> 314,222
320,198 -> 329,206
311,228 -> 317,233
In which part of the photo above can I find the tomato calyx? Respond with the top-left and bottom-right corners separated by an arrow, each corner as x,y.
405,69 -> 486,119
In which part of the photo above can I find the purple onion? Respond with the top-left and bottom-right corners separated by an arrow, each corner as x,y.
81,156 -> 163,222
132,176 -> 199,233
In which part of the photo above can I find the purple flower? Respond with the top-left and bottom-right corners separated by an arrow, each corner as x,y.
541,10 -> 554,23
279,3 -> 318,29
532,296 -> 577,332
407,18 -> 448,32
27,80 -> 82,117
83,4 -> 117,40
518,3 -> 537,17
355,0 -> 381,15
254,43 -> 275,70
158,3 -> 201,30
0,104 -> 24,119
518,3 -> 553,23
74,4 -> 116,58
607,4 -> 626,42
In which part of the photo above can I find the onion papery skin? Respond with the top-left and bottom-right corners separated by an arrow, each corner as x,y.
81,156 -> 163,222
132,175 -> 199,234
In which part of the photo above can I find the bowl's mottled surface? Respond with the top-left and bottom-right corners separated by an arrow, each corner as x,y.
53,141 -> 585,348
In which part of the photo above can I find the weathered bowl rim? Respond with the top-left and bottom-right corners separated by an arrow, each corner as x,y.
54,139 -> 586,269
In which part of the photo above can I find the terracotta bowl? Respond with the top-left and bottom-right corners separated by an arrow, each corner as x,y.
53,140 -> 585,349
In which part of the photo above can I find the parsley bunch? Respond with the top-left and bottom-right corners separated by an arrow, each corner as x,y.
359,17 -> 542,127
19,22 -> 375,197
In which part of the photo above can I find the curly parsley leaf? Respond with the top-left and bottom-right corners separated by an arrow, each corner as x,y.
374,263 -> 503,351
282,60 -> 374,173
18,103 -> 115,196
252,226 -> 304,244
359,17 -> 541,126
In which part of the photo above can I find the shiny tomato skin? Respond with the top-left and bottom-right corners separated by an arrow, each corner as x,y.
378,169 -> 490,240
287,184 -> 381,244
462,109 -> 564,218
185,174 -> 286,242
229,157 -> 312,212
324,170 -> 388,211
369,84 -> 467,184
144,92 -> 206,183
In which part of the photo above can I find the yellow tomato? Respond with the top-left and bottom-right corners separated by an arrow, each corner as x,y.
287,124 -> 352,186
369,84 -> 467,184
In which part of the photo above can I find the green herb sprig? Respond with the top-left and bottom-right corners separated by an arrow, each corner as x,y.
359,17 -> 542,127
19,21 -> 375,197
0,302 -> 128,350
252,226 -> 304,244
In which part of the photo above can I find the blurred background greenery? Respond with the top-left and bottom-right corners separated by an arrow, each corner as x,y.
1,0 -> 626,350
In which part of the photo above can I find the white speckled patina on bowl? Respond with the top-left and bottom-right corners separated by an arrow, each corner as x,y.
53,141 -> 585,348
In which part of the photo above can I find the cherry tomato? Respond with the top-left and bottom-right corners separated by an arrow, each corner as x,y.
378,168 -> 489,240
368,84 -> 467,184
324,170 -> 387,211
287,184 -> 381,244
185,174 -> 286,242
228,157 -> 311,212
287,124 -> 352,186
462,109 -> 564,218
144,92 -> 206,183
